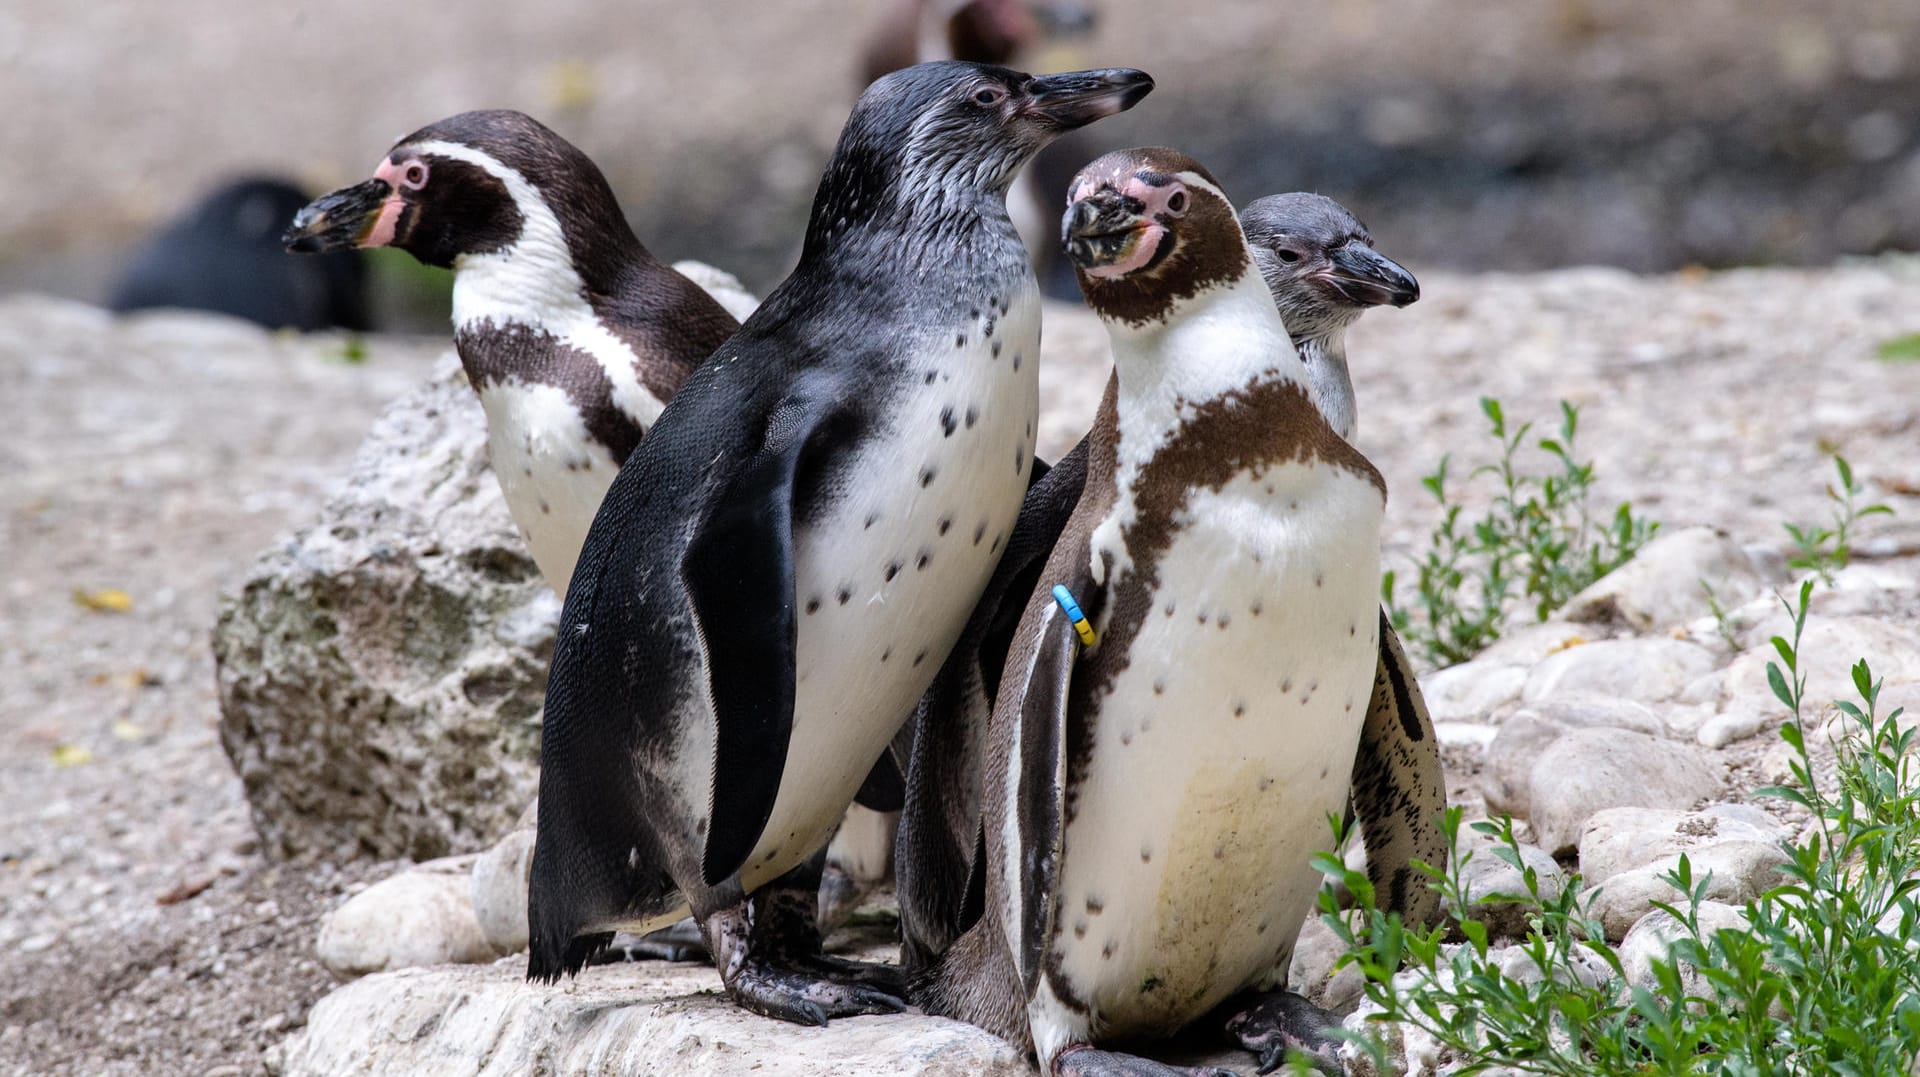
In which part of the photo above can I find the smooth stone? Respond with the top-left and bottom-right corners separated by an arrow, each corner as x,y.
1561,527 -> 1773,633
1618,903 -> 1749,992
1287,915 -> 1365,1015
471,828 -> 537,955
1523,638 -> 1719,705
1473,621 -> 1594,667
1526,729 -> 1724,855
279,959 -> 1027,1077
1435,721 -> 1499,751
1590,842 -> 1786,942
1697,707 -> 1774,748
1422,660 -> 1528,723
317,856 -> 501,979
1481,698 -> 1667,818
1723,617 -> 1920,720
1579,804 -> 1784,887
1444,830 -> 1567,940
1483,714 -> 1570,819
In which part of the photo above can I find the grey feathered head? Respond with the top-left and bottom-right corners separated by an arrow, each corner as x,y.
1239,193 -> 1418,341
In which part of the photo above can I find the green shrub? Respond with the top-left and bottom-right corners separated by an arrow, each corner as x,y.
1314,580 -> 1920,1076
1384,398 -> 1658,668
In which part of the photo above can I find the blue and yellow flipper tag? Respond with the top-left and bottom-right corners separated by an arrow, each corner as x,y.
1051,584 -> 1098,647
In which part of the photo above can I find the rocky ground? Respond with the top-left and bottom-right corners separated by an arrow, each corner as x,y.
4,257 -> 1920,1075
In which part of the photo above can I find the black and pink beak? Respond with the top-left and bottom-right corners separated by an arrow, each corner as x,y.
1317,241 -> 1419,308
284,155 -> 421,254
283,178 -> 393,253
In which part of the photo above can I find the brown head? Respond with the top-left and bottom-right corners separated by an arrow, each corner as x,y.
1062,148 -> 1252,328
282,110 -> 642,278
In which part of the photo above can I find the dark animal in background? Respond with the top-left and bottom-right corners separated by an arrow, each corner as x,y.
111,176 -> 369,332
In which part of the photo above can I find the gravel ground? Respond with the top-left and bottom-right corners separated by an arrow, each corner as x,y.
3,255 -> 1920,1074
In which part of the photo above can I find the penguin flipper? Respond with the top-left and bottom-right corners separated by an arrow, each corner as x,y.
683,389 -> 848,888
1348,611 -> 1448,927
993,536 -> 1101,996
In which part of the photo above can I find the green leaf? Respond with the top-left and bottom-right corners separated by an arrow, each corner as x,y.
1876,332 -> 1920,361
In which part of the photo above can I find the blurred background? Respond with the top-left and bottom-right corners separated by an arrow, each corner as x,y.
3,0 -> 1918,330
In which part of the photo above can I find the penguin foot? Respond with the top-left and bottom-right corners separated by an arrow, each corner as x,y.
724,951 -> 910,1026
1053,1044 -> 1241,1077
1221,990 -> 1343,1075
704,896 -> 910,1026
815,861 -> 871,936
584,919 -> 710,965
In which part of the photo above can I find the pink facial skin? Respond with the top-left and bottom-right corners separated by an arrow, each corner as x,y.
1073,173 -> 1188,280
362,156 -> 427,248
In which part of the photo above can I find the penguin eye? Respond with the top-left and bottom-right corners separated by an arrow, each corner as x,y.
1276,247 -> 1302,264
1165,190 -> 1188,216
400,162 -> 429,190
972,86 -> 1007,108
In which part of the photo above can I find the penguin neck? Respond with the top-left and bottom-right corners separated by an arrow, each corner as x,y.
1294,327 -> 1357,442
1104,270 -> 1313,463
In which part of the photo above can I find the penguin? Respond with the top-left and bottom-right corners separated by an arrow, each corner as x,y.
284,109 -> 910,964
915,149 -> 1395,1076
282,109 -> 739,598
526,62 -> 1154,1026
112,176 -> 370,332
1240,192 -> 1421,442
896,192 -> 1445,996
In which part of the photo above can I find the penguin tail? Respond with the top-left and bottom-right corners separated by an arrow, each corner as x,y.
526,928 -> 615,983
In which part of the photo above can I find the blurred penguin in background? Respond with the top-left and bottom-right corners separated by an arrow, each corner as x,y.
110,176 -> 370,332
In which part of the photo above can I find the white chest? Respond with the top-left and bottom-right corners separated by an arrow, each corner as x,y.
738,286 -> 1043,890
1041,461 -> 1383,1039
475,381 -> 622,596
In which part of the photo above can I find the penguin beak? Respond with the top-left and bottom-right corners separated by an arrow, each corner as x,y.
1062,186 -> 1164,278
1315,242 -> 1420,308
1019,68 -> 1154,131
283,178 -> 398,253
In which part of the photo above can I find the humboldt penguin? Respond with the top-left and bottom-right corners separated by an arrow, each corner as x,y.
1239,192 -> 1420,442
283,109 -> 739,597
526,62 -> 1154,1025
916,149 -> 1397,1075
896,191 -> 1445,997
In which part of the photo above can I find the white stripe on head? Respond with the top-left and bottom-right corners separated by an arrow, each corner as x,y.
410,139 -> 665,430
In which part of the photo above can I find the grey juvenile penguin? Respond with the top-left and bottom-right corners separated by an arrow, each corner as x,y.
895,191 -> 1445,1013
526,61 -> 1153,1024
913,150 -> 1408,1075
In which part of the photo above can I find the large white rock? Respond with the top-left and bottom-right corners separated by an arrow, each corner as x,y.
1523,639 -> 1718,705
1480,697 -> 1666,818
1618,903 -> 1749,994
1420,658 -> 1528,723
1560,527 -> 1773,633
1526,729 -> 1724,855
1578,804 -> 1786,887
1444,829 -> 1566,940
1587,840 -> 1783,943
1720,616 -> 1920,722
278,959 -> 1030,1077
214,358 -> 556,861
317,856 -> 502,979
471,829 -> 537,955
